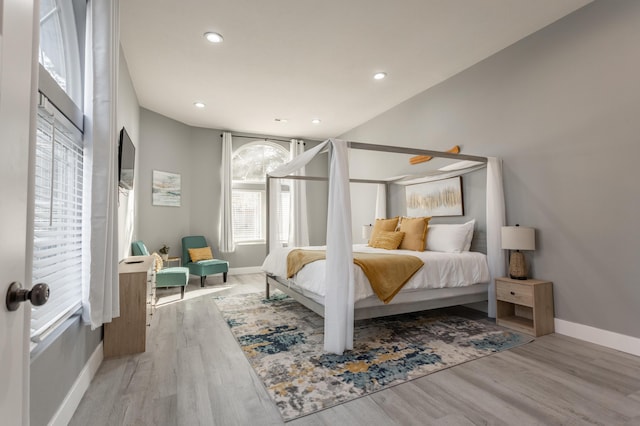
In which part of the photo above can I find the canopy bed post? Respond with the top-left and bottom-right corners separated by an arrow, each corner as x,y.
266,174 -> 271,298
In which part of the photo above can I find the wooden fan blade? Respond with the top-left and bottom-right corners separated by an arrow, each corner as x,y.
409,155 -> 432,164
409,145 -> 460,165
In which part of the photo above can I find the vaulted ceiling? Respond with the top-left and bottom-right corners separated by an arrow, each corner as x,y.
120,0 -> 591,140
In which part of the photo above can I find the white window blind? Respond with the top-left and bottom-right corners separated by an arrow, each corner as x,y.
232,190 -> 262,242
231,189 -> 290,243
31,96 -> 84,342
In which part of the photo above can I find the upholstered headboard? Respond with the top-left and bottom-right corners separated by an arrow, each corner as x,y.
469,231 -> 487,254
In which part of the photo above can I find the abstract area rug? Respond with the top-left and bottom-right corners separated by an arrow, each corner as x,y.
213,291 -> 532,421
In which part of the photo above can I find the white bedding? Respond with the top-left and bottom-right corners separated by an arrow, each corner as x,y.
261,244 -> 490,303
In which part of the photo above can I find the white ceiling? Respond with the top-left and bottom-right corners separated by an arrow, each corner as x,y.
120,0 -> 591,140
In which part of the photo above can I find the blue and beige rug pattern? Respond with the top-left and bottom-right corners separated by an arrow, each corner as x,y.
214,291 -> 532,421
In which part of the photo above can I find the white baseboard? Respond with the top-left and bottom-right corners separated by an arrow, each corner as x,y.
49,341 -> 103,426
229,266 -> 262,275
554,318 -> 640,357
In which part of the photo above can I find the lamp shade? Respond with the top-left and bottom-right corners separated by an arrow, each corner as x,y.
501,226 -> 535,251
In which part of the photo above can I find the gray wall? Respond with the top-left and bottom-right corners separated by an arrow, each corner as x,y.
136,109 -> 193,260
137,109 -> 328,268
30,47 -> 141,426
342,0 -> 640,338
30,316 -> 102,426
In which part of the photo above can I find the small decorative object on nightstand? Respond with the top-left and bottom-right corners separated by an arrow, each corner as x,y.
495,277 -> 554,337
501,224 -> 535,280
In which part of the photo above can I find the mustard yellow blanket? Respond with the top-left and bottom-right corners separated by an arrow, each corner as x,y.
286,249 -> 424,304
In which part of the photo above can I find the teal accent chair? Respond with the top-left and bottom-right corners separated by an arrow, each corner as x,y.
181,236 -> 229,287
131,241 -> 190,299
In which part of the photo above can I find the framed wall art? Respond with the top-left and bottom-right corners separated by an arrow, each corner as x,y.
152,170 -> 181,207
405,176 -> 463,217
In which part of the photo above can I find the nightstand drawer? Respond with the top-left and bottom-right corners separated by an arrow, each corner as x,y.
496,280 -> 534,307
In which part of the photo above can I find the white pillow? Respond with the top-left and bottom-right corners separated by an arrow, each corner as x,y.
426,219 -> 475,253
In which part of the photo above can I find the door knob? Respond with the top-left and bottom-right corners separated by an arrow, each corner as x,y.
6,282 -> 49,311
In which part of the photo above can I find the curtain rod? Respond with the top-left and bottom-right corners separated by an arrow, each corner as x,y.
220,133 -> 302,144
266,174 -> 388,184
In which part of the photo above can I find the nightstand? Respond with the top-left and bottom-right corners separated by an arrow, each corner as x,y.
495,277 -> 554,337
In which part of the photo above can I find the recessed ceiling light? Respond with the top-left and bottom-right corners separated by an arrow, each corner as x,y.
311,118 -> 321,125
194,102 -> 206,108
204,32 -> 224,43
274,118 -> 288,123
373,72 -> 387,80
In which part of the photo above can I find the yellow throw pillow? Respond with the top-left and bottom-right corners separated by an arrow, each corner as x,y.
189,247 -> 214,262
369,231 -> 405,250
398,216 -> 431,251
368,217 -> 399,246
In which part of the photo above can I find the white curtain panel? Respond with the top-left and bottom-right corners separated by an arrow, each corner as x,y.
81,0 -> 120,329
323,140 -> 355,354
268,177 -> 283,253
288,139 -> 310,247
375,183 -> 386,219
219,132 -> 235,252
270,139 -> 354,354
118,189 -> 135,260
486,157 -> 506,317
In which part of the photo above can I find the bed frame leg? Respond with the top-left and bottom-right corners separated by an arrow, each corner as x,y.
265,276 -> 270,299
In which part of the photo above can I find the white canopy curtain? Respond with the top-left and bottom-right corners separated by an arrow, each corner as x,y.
270,139 -> 355,353
269,140 -> 504,354
268,178 -> 283,253
119,189 -> 135,260
375,184 -> 386,219
81,0 -> 120,329
288,139 -> 310,247
485,157 -> 506,317
219,132 -> 235,252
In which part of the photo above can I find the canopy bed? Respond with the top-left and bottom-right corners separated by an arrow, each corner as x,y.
262,139 -> 506,354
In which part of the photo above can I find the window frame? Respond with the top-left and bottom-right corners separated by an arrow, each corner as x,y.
39,0 -> 84,109
30,0 -> 86,347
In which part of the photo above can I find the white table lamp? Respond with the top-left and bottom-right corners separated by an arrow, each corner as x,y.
362,224 -> 373,243
501,224 -> 535,280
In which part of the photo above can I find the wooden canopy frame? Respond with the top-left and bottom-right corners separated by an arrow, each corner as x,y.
264,141 -> 491,320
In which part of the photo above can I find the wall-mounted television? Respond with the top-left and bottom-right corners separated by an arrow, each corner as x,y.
118,127 -> 135,190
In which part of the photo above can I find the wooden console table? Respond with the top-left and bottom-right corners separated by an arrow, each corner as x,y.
104,256 -> 155,357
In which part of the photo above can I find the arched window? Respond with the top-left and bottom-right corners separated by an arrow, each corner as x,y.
232,142 -> 290,243
39,0 -> 83,107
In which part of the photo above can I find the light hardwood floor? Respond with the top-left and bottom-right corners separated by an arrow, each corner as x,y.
70,274 -> 640,425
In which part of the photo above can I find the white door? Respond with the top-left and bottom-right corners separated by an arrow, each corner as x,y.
0,0 -> 38,425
